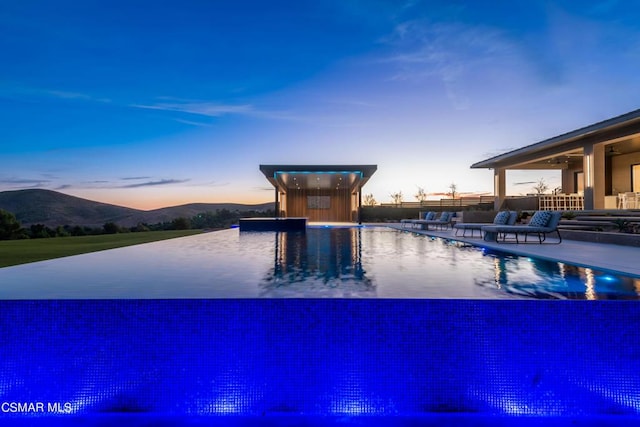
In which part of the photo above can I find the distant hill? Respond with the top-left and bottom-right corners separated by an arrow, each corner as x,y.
0,189 -> 274,228
136,202 -> 274,225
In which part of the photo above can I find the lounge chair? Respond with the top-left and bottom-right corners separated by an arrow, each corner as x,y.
413,211 -> 454,230
401,211 -> 436,229
453,211 -> 517,238
481,211 -> 563,244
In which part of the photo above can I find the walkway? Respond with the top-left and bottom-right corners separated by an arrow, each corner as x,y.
385,223 -> 640,278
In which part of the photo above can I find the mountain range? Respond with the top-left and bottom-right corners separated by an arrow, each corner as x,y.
0,189 -> 274,227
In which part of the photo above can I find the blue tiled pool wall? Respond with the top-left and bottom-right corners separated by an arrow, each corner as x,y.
1,300 -> 639,422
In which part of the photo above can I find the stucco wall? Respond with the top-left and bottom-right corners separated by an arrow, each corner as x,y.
611,152 -> 640,193
562,162 -> 583,194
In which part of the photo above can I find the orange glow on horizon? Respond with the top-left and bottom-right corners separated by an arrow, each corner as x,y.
63,189 -> 273,211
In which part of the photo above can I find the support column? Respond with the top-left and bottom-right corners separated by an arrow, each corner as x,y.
583,144 -> 605,210
358,190 -> 362,224
494,168 -> 506,210
275,189 -> 280,218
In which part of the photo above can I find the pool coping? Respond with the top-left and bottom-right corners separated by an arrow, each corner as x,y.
383,223 -> 640,279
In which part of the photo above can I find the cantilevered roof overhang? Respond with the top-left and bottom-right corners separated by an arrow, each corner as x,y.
260,164 -> 377,193
471,108 -> 640,170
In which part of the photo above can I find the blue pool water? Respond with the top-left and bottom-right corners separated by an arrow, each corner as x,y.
0,226 -> 637,299
2,227 -> 640,425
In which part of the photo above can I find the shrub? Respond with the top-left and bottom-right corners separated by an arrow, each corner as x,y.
103,222 -> 120,234
0,209 -> 25,240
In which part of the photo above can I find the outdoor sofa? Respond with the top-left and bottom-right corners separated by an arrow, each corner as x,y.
481,211 -> 563,244
453,210 -> 518,238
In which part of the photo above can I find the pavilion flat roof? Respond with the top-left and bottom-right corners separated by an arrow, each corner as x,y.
260,164 -> 377,177
259,164 -> 377,192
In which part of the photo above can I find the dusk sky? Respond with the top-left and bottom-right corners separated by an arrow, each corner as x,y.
2,1 -> 640,209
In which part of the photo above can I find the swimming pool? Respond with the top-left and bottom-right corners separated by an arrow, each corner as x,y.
0,226 -> 638,299
2,227 -> 640,425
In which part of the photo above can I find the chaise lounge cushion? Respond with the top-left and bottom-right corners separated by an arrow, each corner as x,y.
481,211 -> 562,243
401,211 -> 438,227
413,211 -> 454,230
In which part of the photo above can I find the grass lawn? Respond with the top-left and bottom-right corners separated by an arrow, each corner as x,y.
0,230 -> 203,268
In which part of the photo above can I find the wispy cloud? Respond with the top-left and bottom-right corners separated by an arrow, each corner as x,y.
120,179 -> 190,189
0,178 -> 49,185
382,20 -> 517,109
40,173 -> 61,180
55,178 -> 191,190
0,86 -> 112,104
131,101 -> 253,117
0,178 -> 50,189
45,90 -> 93,100
325,97 -> 378,108
174,118 -> 212,127
44,89 -> 111,103
120,176 -> 152,181
131,98 -> 309,122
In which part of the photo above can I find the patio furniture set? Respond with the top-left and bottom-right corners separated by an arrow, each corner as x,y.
402,210 -> 563,244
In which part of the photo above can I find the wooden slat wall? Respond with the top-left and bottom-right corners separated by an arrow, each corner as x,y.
286,189 -> 354,222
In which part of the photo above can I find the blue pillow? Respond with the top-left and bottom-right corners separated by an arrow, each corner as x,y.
439,212 -> 451,221
493,211 -> 510,225
424,212 -> 435,220
529,211 -> 552,227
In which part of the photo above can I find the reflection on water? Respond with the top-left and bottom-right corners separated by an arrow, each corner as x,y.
0,226 -> 638,299
260,228 -> 375,297
584,268 -> 596,300
476,251 -> 640,300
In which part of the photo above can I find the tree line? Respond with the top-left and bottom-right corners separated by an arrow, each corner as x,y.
0,208 -> 275,241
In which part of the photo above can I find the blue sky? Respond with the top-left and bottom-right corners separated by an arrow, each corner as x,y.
2,0 -> 640,209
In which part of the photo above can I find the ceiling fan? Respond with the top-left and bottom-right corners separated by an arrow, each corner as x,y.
607,146 -> 622,156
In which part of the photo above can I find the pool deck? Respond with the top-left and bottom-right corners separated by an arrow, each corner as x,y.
385,223 -> 640,278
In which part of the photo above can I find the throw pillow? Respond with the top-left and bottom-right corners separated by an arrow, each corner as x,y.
493,211 -> 510,225
529,211 -> 552,227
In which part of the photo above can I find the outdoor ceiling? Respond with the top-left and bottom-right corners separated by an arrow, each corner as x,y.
276,172 -> 359,191
518,149 -> 584,169
508,135 -> 640,170
259,165 -> 377,193
608,135 -> 640,155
